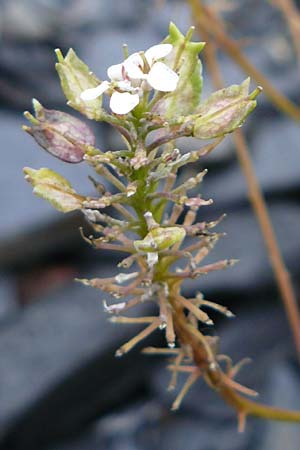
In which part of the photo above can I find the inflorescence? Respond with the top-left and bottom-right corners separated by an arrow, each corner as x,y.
23,23 -> 280,429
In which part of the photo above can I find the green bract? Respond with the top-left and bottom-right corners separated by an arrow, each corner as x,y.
162,22 -> 205,117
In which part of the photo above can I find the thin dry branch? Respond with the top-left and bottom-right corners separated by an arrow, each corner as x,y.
188,0 -> 300,356
187,0 -> 300,122
271,0 -> 300,60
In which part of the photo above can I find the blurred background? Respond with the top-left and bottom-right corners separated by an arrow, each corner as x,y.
0,0 -> 300,449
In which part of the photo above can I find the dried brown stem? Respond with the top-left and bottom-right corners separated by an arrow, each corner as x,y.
93,242 -> 135,253
188,0 -> 300,355
233,130 -> 300,355
168,351 -> 185,390
146,126 -> 192,152
171,370 -> 200,410
112,203 -> 136,222
187,0 -> 300,121
115,318 -> 161,356
271,0 -> 300,60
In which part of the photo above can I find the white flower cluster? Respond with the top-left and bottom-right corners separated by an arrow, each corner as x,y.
80,44 -> 179,114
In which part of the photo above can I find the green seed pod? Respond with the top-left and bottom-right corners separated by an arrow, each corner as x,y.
134,226 -> 186,252
193,78 -> 261,139
23,99 -> 95,163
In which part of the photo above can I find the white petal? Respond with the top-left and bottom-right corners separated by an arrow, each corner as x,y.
80,81 -> 110,100
147,252 -> 158,268
116,80 -> 134,91
103,300 -> 126,314
124,61 -> 145,80
107,63 -> 124,81
125,52 -> 144,67
109,91 -> 140,114
147,62 -> 179,92
145,44 -> 173,65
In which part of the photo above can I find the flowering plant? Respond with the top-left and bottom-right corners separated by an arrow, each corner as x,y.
23,23 -> 300,429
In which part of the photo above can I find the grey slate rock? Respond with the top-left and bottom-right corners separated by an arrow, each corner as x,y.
0,273 -> 156,449
0,274 -> 19,321
0,279 -> 133,435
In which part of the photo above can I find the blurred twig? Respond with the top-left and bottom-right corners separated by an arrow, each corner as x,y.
270,0 -> 300,60
188,0 -> 300,356
233,130 -> 300,356
188,0 -> 300,122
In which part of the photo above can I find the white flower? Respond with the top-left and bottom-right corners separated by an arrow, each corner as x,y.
80,44 -> 179,115
109,91 -> 140,115
146,61 -> 178,92
80,80 -> 110,101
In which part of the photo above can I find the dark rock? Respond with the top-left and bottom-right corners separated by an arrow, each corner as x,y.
0,277 -> 155,448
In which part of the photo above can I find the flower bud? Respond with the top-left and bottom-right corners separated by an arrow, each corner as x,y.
23,99 -> 95,163
24,167 -> 84,212
134,226 -> 186,252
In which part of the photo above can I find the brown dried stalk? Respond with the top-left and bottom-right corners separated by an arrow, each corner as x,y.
187,0 -> 300,121
271,0 -> 300,60
188,0 -> 300,356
